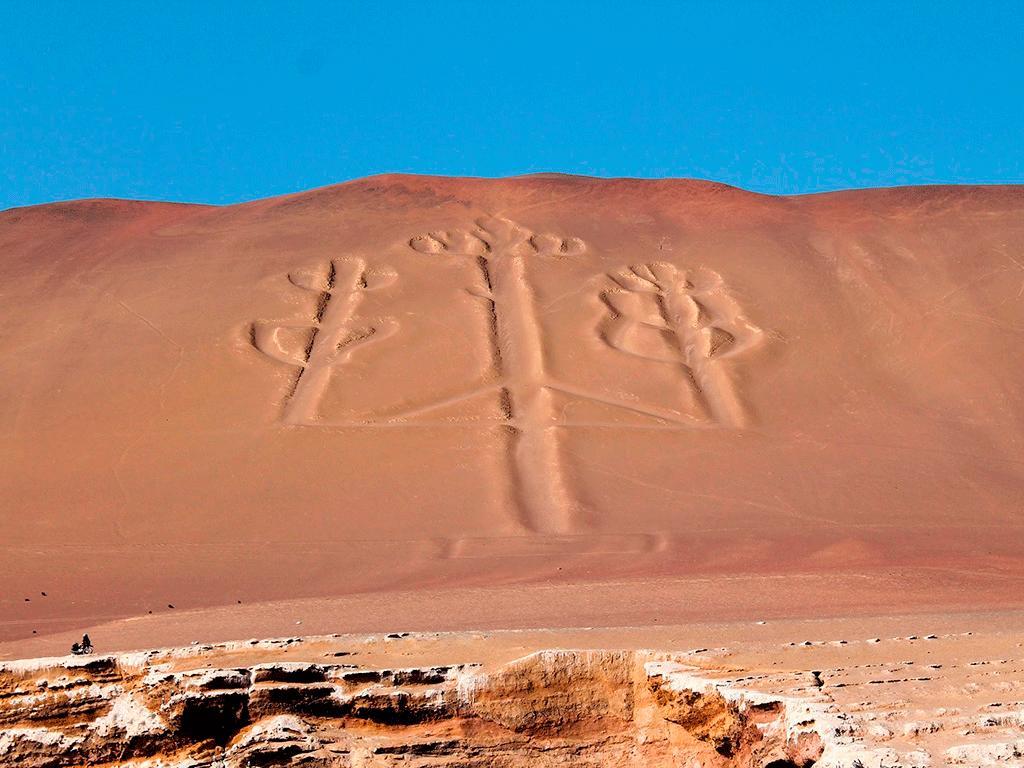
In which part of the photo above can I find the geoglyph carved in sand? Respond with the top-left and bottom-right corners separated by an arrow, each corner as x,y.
250,256 -> 398,425
601,263 -> 764,428
251,219 -> 765,534
406,216 -> 589,534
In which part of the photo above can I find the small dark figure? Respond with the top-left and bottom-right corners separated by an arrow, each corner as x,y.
71,634 -> 93,656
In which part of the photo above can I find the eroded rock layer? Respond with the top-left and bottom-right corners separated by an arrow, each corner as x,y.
0,644 -> 834,767
8,629 -> 1022,768
8,620 -> 1024,768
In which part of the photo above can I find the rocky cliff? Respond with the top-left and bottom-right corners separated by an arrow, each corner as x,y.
4,627 -> 1024,767
1,643 -> 831,767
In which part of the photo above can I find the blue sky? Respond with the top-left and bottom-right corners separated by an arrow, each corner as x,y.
1,1 -> 1021,209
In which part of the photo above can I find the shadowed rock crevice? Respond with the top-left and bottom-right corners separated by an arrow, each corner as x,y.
176,690 -> 249,745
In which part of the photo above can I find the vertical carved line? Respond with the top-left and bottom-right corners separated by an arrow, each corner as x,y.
488,248 -> 576,534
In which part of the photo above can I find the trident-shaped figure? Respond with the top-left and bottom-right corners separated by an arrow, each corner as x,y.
408,216 -> 586,534
251,257 -> 398,425
601,262 -> 764,428
251,220 -> 765,536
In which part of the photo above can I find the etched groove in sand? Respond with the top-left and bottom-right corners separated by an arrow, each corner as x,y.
601,263 -> 764,428
251,257 -> 398,425
409,216 -> 584,534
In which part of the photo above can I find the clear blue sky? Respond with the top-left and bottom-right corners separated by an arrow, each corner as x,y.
2,1 -> 1021,210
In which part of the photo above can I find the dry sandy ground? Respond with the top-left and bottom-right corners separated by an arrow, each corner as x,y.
1,174 -> 1023,660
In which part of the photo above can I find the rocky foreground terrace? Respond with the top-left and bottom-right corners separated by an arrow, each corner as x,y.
2,620 -> 1023,768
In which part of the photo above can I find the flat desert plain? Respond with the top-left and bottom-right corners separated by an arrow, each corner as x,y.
2,175 -> 1023,652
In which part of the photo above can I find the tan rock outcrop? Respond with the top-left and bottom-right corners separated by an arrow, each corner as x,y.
1,645 -> 833,767
3,635 -> 1010,767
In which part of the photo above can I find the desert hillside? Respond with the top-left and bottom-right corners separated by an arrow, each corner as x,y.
2,175 -> 1023,655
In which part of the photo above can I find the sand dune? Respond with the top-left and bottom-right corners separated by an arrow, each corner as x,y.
1,175 -> 1023,654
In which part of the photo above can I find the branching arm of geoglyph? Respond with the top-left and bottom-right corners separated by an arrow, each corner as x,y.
601,262 -> 764,428
251,257 -> 398,424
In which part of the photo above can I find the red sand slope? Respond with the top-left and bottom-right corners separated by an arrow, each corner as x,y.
2,175 -> 1023,647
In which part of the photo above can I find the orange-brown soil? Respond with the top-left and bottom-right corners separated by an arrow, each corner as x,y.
1,175 -> 1023,658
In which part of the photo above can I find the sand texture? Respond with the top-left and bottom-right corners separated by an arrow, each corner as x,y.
2,175 -> 1024,653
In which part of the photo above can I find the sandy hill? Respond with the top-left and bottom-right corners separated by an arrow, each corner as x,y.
1,175 -> 1023,656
